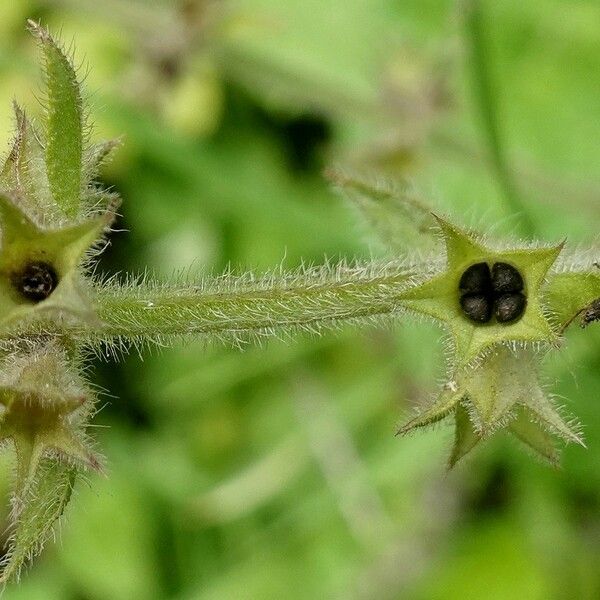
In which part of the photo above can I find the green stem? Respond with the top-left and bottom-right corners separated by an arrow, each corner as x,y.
464,0 -> 536,237
80,267 -> 416,343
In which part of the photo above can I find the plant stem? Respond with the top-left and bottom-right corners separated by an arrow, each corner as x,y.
78,266 -> 417,344
463,0 -> 536,237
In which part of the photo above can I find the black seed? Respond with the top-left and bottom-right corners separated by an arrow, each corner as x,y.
459,262 -> 491,294
492,262 -> 524,294
14,261 -> 58,302
495,293 -> 526,323
460,294 -> 493,323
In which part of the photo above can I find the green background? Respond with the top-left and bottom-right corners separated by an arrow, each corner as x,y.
0,0 -> 599,598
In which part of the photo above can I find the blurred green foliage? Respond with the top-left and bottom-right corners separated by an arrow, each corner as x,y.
0,0 -> 599,598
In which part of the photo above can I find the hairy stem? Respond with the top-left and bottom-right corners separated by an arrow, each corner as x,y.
77,266 -> 418,344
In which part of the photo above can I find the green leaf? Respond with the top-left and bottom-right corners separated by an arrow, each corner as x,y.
0,459 -> 77,584
326,167 -> 438,253
29,20 -> 83,219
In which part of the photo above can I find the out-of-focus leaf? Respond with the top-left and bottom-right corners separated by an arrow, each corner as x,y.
212,0 -> 389,116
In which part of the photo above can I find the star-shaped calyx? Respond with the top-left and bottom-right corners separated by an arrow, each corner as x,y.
0,191 -> 113,330
0,346 -> 100,494
398,346 -> 584,467
397,215 -> 563,367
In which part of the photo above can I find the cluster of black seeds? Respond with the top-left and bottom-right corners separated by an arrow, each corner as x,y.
13,261 -> 59,303
459,262 -> 526,324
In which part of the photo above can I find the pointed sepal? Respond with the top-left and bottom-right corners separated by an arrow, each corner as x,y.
0,103 -> 56,223
448,402 -> 482,469
397,346 -> 584,467
524,393 -> 584,447
396,386 -> 459,435
509,406 -> 560,466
